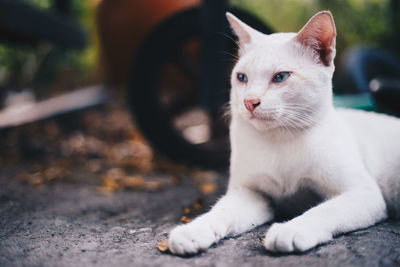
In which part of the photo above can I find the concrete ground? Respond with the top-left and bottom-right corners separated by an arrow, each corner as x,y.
1,166 -> 400,267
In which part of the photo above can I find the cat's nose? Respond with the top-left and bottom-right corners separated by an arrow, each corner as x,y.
244,98 -> 261,112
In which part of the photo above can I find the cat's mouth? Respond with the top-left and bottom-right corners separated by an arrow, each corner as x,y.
249,113 -> 276,122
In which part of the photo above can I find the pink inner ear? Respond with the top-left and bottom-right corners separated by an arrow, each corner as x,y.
296,12 -> 336,66
226,13 -> 253,45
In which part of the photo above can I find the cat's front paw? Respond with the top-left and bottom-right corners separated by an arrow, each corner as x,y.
264,222 -> 332,253
168,222 -> 217,255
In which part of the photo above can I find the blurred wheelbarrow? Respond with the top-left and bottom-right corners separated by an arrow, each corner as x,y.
97,0 -> 272,169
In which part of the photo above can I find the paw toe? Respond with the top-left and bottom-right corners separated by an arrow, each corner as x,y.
264,223 -> 328,253
292,232 -> 314,252
168,227 -> 196,255
275,232 -> 294,252
168,224 -> 216,255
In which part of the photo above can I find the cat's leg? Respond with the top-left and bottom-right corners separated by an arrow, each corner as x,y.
264,184 -> 387,253
168,188 -> 273,255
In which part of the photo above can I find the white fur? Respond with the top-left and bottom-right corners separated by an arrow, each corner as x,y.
168,11 -> 398,255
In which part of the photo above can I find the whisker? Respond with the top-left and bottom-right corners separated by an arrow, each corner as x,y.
284,112 -> 319,126
219,51 -> 240,60
217,32 -> 242,50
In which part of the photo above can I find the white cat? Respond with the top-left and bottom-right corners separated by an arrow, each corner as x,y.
168,11 -> 400,255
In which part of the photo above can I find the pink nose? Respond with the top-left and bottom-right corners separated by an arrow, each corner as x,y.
244,98 -> 261,112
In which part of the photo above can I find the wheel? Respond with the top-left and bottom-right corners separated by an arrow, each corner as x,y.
128,7 -> 273,169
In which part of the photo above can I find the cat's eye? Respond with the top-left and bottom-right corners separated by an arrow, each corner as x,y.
237,73 -> 248,83
272,72 -> 291,83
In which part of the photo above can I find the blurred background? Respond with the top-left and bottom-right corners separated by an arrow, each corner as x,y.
1,0 -> 399,192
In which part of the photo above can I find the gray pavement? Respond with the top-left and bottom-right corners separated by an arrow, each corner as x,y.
1,166 -> 400,267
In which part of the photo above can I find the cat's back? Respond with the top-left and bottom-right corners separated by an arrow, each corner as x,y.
336,108 -> 400,168
336,108 -> 400,151
337,108 -> 400,144
337,108 -> 400,218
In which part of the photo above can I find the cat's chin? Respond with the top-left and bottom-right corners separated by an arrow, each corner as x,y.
245,116 -> 279,132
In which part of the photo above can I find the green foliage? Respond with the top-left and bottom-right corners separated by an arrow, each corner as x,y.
0,0 -> 97,90
0,46 -> 32,86
316,0 -> 389,52
231,0 -> 313,32
30,0 -> 52,9
231,0 -> 390,56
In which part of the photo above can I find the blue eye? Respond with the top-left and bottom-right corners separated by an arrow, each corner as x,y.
237,73 -> 248,83
272,72 -> 291,83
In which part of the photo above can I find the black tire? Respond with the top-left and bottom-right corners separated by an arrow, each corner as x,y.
128,7 -> 272,169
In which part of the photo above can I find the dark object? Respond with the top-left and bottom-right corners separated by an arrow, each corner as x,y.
53,0 -> 72,15
335,46 -> 400,117
370,78 -> 400,117
200,0 -> 230,113
0,0 -> 86,49
128,6 -> 272,169
335,47 -> 400,94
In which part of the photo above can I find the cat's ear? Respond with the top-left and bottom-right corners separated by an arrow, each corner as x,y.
226,12 -> 263,52
296,11 -> 336,66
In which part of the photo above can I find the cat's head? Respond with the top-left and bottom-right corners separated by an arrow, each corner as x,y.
227,11 -> 336,132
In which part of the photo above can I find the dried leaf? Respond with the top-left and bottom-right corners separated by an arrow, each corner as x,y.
156,239 -> 169,252
193,170 -> 218,181
183,206 -> 191,215
97,168 -> 126,193
105,177 -> 121,190
199,182 -> 217,195
193,203 -> 202,211
122,175 -> 144,188
121,216 -> 130,224
259,237 -> 265,243
95,186 -> 113,194
193,198 -> 203,210
108,140 -> 153,171
180,216 -> 192,223
44,167 -> 64,181
87,159 -> 102,172
32,172 -> 44,187
105,168 -> 126,180
144,180 -> 163,191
